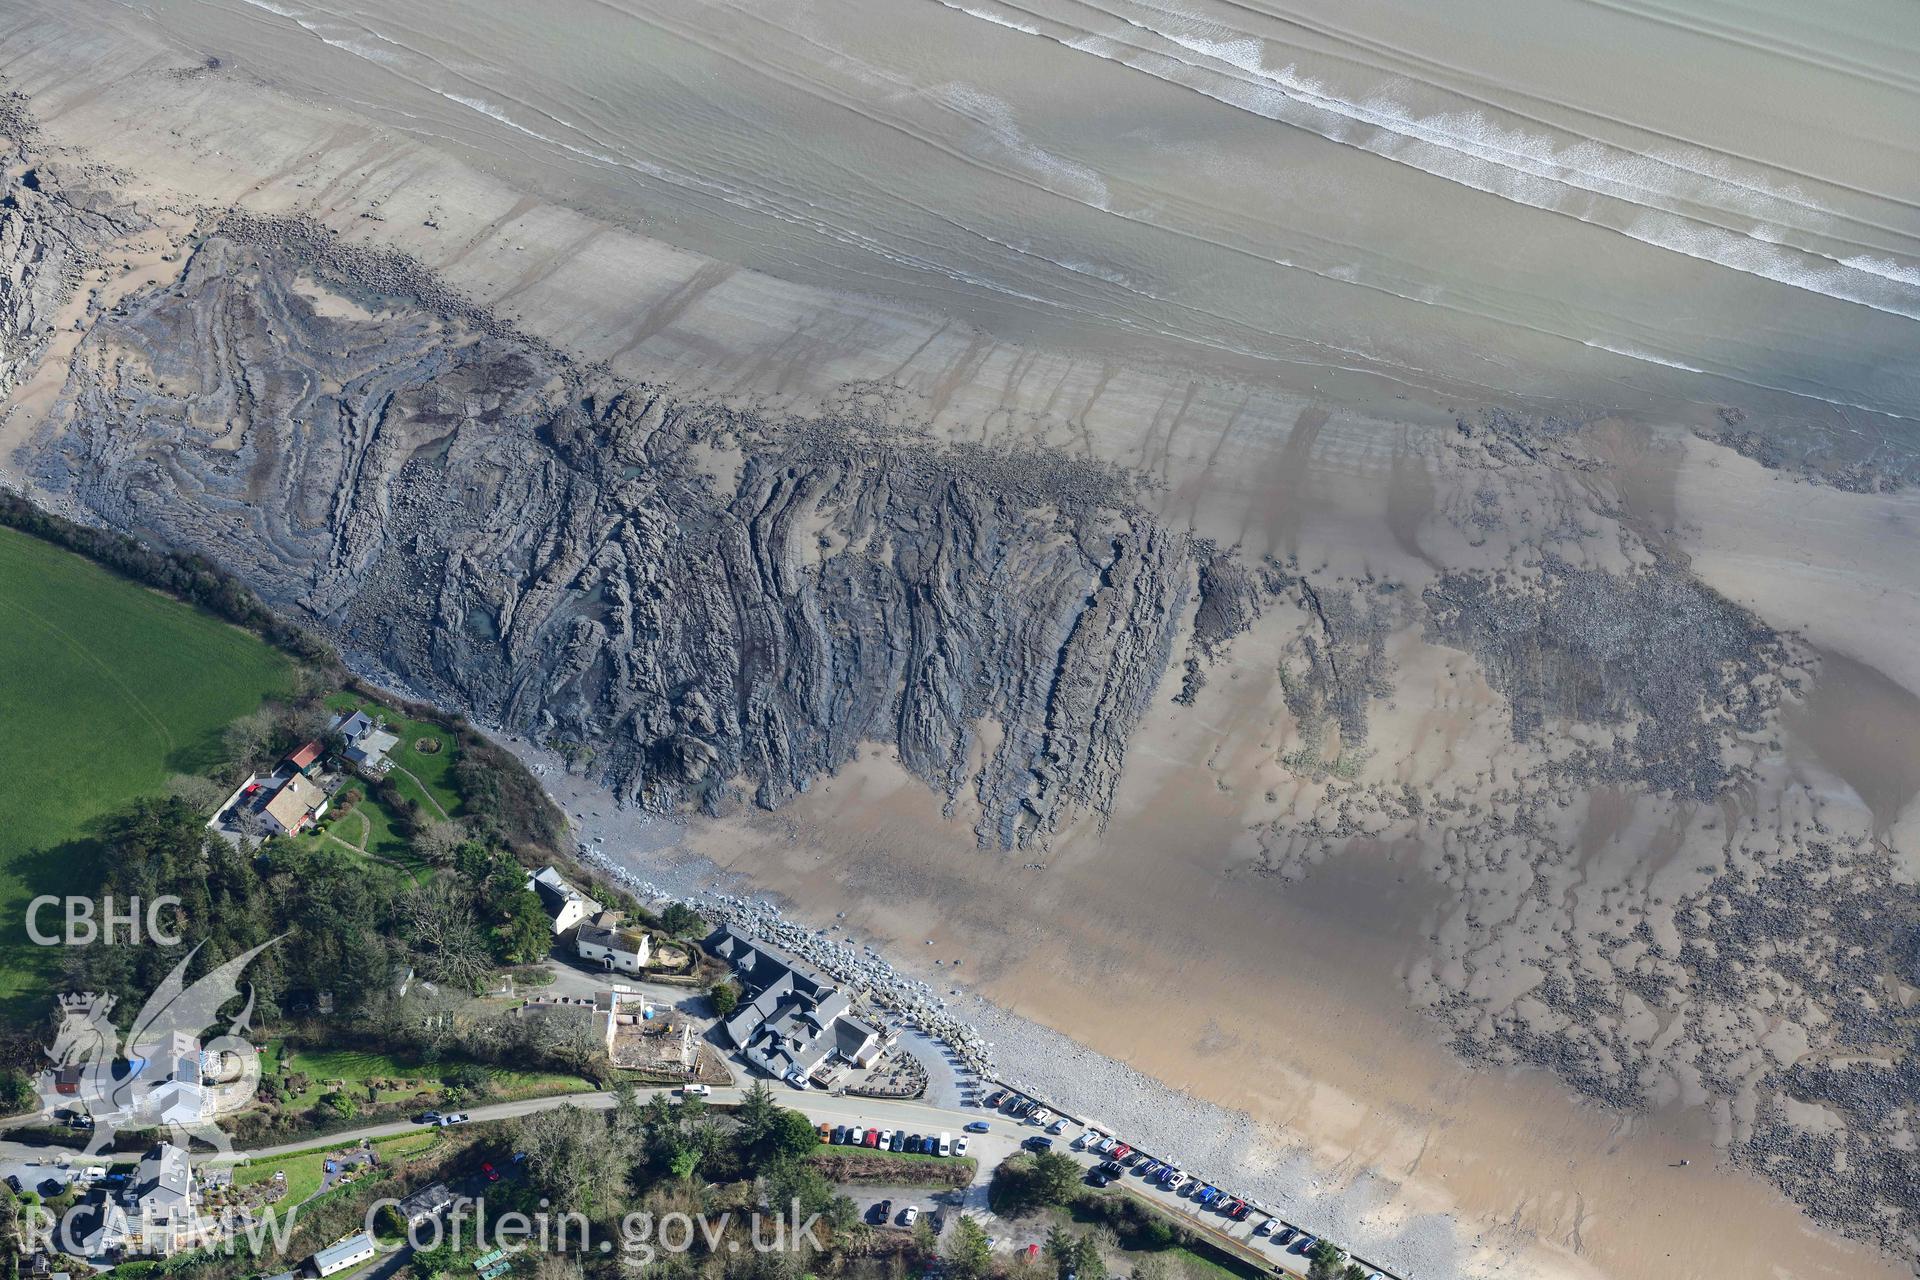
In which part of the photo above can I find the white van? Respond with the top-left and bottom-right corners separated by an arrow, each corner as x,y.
937,1132 -> 953,1157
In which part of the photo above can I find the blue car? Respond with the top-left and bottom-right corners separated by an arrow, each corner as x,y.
1197,1187 -> 1220,1206
921,1136 -> 939,1155
964,1121 -> 990,1133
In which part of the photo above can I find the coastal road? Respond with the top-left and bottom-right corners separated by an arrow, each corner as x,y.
0,1085 -> 1376,1277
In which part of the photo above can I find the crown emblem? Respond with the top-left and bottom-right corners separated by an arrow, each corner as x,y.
59,991 -> 115,1018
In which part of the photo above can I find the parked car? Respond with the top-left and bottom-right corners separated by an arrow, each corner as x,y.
415,1111 -> 442,1125
1121,1152 -> 1144,1168
1046,1118 -> 1066,1135
1292,1235 -> 1317,1255
1232,1202 -> 1252,1221
964,1121 -> 990,1133
937,1132 -> 954,1156
78,1167 -> 107,1183
438,1113 -> 470,1127
4,1176 -> 21,1195
922,1135 -> 939,1155
954,1136 -> 969,1156
1274,1227 -> 1296,1246
1098,1161 -> 1123,1178
1109,1143 -> 1132,1160
1021,1136 -> 1053,1152
1073,1129 -> 1099,1149
899,1207 -> 920,1227
481,1162 -> 501,1183
1030,1108 -> 1053,1126
680,1084 -> 712,1097
1252,1217 -> 1275,1237
831,1125 -> 848,1144
1158,1168 -> 1182,1189
818,1123 -> 833,1143
1086,1171 -> 1111,1188
984,1090 -> 1007,1108
868,1199 -> 892,1225
864,1128 -> 880,1147
889,1131 -> 905,1152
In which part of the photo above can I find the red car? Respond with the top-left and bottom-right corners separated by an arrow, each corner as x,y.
864,1128 -> 880,1147
481,1162 -> 500,1183
1109,1143 -> 1132,1160
1230,1201 -> 1251,1220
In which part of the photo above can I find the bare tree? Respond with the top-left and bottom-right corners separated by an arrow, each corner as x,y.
166,773 -> 228,813
399,880 -> 494,989
412,819 -> 468,868
222,708 -> 276,771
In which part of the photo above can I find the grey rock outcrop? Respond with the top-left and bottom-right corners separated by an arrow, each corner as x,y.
26,228 -> 1191,847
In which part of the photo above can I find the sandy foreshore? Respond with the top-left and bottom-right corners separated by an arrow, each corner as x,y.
505,730 -> 1906,1280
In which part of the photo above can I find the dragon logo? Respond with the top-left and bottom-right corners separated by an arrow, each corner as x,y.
39,939 -> 278,1155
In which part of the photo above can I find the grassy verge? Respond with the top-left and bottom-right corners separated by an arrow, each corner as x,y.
1085,1186 -> 1286,1280
270,1043 -> 593,1112
0,526 -> 291,1012
808,1148 -> 976,1187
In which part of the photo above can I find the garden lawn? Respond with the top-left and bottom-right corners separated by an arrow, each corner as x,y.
292,790 -> 432,887
323,691 -> 463,820
0,527 -> 292,1012
237,1129 -> 443,1206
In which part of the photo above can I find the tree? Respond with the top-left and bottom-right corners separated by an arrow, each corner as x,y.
516,1104 -> 633,1219
765,1108 -> 820,1159
495,887 -> 554,965
708,979 -> 739,1016
165,773 -> 228,813
1130,1254 -> 1170,1280
528,1007 -> 608,1078
910,1212 -> 938,1258
1030,1150 -> 1080,1206
400,879 -> 496,989
223,708 -> 276,771
1306,1241 -> 1345,1280
1072,1237 -> 1108,1280
763,1158 -> 835,1218
660,902 -> 703,936
946,1217 -> 992,1280
413,820 -> 468,868
1044,1225 -> 1076,1278
824,1195 -> 860,1233
737,1080 -> 778,1146
441,1062 -> 491,1102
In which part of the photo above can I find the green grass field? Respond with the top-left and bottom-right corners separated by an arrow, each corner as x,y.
267,1043 -> 591,1111
236,1129 -> 443,1206
0,528 -> 293,1011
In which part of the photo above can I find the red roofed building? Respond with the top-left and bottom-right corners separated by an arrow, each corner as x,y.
286,741 -> 323,773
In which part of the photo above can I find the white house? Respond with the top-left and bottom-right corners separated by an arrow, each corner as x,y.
93,1143 -> 203,1258
330,710 -> 400,772
260,772 -> 328,837
311,1233 -> 377,1277
577,922 -> 651,974
528,866 -> 601,935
